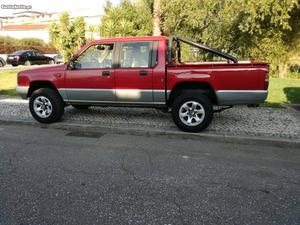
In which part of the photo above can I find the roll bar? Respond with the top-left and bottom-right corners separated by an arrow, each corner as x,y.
168,36 -> 238,64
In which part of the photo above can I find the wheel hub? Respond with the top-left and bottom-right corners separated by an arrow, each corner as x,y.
33,96 -> 52,118
179,101 -> 205,126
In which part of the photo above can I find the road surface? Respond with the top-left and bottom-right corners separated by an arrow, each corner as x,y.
0,124 -> 299,225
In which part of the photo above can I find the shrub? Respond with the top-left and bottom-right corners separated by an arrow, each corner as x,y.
0,36 -> 57,54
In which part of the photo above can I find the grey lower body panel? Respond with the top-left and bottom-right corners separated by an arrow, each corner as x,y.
61,88 -> 115,102
59,88 -> 167,107
216,90 -> 268,106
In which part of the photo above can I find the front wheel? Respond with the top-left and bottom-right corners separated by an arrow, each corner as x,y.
29,88 -> 64,123
172,92 -> 213,132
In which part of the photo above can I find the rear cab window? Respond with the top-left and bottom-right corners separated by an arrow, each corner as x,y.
120,42 -> 151,68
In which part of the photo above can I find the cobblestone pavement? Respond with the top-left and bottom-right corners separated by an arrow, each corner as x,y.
0,98 -> 299,139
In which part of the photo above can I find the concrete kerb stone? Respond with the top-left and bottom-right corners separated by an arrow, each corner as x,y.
0,119 -> 299,149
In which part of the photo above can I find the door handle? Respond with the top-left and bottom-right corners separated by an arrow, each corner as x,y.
102,71 -> 110,76
139,71 -> 148,76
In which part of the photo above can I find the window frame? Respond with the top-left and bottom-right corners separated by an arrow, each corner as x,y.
115,41 -> 158,69
70,42 -> 116,70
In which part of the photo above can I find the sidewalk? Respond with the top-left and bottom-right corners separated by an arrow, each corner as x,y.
0,96 -> 299,141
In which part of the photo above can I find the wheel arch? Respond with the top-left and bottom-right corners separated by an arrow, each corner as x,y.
167,82 -> 217,107
28,81 -> 60,98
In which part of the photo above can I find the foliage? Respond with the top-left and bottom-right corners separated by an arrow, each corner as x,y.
49,12 -> 86,61
285,72 -> 300,79
99,0 -> 152,37
0,36 -> 46,46
0,69 -> 19,96
159,0 -> 300,78
0,36 -> 56,54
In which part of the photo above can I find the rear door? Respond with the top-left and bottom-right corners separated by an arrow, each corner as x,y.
65,43 -> 116,102
35,52 -> 47,64
30,51 -> 40,64
114,41 -> 154,103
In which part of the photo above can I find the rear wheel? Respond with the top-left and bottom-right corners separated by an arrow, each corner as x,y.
29,88 -> 64,123
24,60 -> 31,66
72,105 -> 90,110
49,59 -> 55,65
172,91 -> 213,132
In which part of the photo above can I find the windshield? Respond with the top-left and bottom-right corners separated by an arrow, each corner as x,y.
74,44 -> 114,69
11,51 -> 26,56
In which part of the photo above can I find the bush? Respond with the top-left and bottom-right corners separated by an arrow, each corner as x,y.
0,36 -> 57,54
285,72 -> 300,79
19,38 -> 46,46
290,64 -> 300,73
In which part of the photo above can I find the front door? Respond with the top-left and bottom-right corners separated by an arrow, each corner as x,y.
65,43 -> 115,103
114,41 -> 153,103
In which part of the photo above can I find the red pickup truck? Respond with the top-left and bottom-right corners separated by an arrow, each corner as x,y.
16,36 -> 269,132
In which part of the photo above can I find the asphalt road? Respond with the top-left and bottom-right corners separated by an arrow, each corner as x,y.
0,124 -> 299,225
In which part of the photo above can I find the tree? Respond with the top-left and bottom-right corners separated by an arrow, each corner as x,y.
99,0 -> 152,37
98,0 -> 299,77
153,0 -> 161,36
49,12 -> 86,61
236,0 -> 299,78
159,0 -> 300,77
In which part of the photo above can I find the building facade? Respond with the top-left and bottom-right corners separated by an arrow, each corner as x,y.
0,10 -> 101,42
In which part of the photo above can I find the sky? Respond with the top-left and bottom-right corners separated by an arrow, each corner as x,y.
0,0 -> 120,17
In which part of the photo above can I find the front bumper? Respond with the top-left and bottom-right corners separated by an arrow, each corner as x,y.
16,85 -> 29,99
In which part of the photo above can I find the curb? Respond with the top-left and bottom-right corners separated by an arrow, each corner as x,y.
0,119 -> 299,149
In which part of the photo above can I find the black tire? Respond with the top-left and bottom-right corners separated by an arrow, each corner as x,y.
12,64 -> 18,67
72,105 -> 90,110
172,91 -> 213,132
29,88 -> 64,123
0,61 -> 4,67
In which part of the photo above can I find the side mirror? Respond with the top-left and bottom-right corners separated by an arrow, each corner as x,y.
68,60 -> 76,70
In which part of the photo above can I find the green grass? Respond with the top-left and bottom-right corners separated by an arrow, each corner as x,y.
1,68 -> 300,107
0,68 -> 21,96
264,77 -> 300,107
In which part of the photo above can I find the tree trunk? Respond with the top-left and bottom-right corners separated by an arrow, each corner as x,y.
278,63 -> 288,79
153,0 -> 161,36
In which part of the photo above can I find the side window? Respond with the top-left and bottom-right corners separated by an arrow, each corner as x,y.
25,52 -> 33,57
35,52 -> 43,57
75,44 -> 114,69
120,42 -> 151,68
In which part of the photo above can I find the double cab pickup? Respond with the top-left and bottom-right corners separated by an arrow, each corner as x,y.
16,36 -> 269,132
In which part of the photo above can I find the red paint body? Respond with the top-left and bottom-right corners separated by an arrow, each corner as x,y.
167,62 -> 268,91
17,36 -> 269,104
